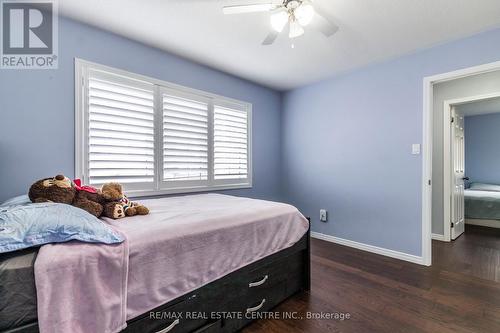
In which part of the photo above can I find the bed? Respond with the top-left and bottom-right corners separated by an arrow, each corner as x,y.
0,248 -> 38,332
465,185 -> 500,228
0,194 -> 310,333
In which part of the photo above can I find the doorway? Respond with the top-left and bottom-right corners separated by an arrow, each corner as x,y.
422,61 -> 500,266
443,94 -> 500,241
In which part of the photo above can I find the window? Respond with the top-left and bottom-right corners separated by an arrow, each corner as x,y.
213,104 -> 249,181
161,89 -> 209,184
75,59 -> 252,196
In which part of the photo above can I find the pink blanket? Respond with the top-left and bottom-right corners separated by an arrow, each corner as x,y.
34,236 -> 129,333
35,194 -> 309,333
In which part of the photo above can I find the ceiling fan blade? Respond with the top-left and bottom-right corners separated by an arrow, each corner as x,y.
223,3 -> 276,15
315,18 -> 339,37
313,5 -> 339,37
262,30 -> 280,45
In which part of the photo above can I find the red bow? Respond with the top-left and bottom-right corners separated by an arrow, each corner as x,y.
74,179 -> 98,194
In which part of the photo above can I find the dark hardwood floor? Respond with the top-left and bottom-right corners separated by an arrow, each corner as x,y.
243,225 -> 500,333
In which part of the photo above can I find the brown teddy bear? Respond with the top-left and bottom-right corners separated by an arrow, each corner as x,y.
29,175 -> 104,217
72,179 -> 105,217
101,182 -> 149,219
29,174 -> 75,204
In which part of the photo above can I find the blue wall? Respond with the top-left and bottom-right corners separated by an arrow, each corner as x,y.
3,14 -> 500,258
0,18 -> 283,203
282,28 -> 500,257
465,113 -> 500,185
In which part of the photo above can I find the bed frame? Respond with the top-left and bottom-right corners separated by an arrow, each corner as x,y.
4,221 -> 310,333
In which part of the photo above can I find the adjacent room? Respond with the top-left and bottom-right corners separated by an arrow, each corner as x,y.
1,1 -> 500,333
431,79 -> 500,291
462,97 -> 500,229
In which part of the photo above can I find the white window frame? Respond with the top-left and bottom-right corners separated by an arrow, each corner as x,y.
75,58 -> 252,197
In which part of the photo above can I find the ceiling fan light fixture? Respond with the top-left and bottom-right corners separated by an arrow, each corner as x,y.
270,10 -> 288,32
295,2 -> 315,26
289,20 -> 305,38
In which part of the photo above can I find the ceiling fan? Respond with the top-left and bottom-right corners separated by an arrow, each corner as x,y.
222,0 -> 339,45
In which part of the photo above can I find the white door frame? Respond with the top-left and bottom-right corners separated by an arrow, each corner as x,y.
422,60 -> 500,266
442,92 -> 500,242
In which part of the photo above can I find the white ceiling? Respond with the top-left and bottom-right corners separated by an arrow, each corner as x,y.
59,0 -> 500,91
458,97 -> 500,116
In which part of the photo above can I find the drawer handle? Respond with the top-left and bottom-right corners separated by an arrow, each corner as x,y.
155,318 -> 180,333
249,275 -> 268,288
246,299 -> 266,313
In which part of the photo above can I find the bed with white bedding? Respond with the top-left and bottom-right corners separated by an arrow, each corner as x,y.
465,183 -> 500,228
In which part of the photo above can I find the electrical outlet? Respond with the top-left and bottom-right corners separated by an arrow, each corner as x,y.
320,209 -> 328,222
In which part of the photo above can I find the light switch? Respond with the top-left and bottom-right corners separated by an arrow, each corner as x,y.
412,144 -> 421,155
320,209 -> 327,222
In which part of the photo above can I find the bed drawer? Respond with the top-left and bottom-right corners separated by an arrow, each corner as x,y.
244,280 -> 288,311
243,251 -> 304,292
124,293 -> 212,333
224,280 -> 288,332
222,252 -> 305,332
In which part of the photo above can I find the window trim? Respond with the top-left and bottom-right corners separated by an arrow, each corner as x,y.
75,58 -> 252,197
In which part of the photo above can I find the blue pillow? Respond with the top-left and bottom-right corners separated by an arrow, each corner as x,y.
0,202 -> 123,253
1,194 -> 30,207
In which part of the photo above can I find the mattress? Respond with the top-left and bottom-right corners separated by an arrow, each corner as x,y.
0,247 -> 38,331
465,189 -> 500,220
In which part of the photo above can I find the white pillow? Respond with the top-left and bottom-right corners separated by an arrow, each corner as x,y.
468,183 -> 500,192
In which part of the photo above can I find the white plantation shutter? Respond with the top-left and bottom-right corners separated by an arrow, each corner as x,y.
214,104 -> 249,180
76,60 -> 251,196
162,91 -> 209,182
86,71 -> 155,186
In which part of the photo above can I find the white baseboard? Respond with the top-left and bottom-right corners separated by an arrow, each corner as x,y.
431,233 -> 446,241
311,231 -> 424,265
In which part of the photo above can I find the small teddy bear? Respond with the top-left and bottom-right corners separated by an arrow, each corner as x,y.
101,182 -> 149,219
